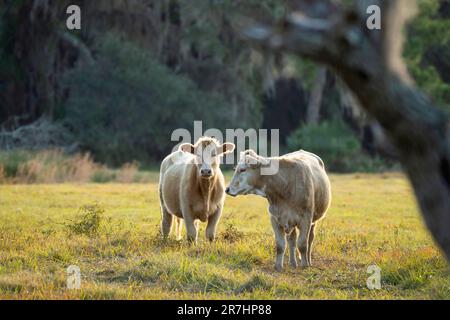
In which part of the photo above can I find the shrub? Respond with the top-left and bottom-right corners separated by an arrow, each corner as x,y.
0,165 -> 4,183
0,118 -> 75,151
287,120 -> 388,172
0,150 -> 31,178
66,203 -> 105,236
220,223 -> 244,243
0,149 -> 149,184
90,168 -> 116,183
0,150 -> 97,183
116,161 -> 139,183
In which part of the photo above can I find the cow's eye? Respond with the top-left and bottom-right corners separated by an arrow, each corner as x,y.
239,168 -> 246,173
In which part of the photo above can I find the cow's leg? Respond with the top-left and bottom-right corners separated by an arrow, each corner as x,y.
205,205 -> 222,242
288,228 -> 299,268
183,213 -> 198,244
270,216 -> 286,272
308,223 -> 316,266
159,183 -> 173,239
297,216 -> 312,269
161,206 -> 173,239
175,217 -> 183,240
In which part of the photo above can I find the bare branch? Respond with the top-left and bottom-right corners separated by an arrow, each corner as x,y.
381,0 -> 418,83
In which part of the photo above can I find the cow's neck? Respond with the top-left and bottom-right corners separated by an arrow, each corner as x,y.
261,169 -> 289,205
197,175 -> 216,213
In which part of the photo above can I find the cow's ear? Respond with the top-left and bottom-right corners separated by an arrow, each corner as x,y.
246,154 -> 270,168
179,143 -> 195,154
218,142 -> 235,155
245,154 -> 261,168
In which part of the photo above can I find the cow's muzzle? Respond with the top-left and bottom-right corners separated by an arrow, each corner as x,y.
225,187 -> 236,197
200,169 -> 212,177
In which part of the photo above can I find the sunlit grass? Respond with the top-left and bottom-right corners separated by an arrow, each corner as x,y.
0,173 -> 448,299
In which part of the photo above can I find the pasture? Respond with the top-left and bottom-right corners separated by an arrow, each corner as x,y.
0,173 -> 448,299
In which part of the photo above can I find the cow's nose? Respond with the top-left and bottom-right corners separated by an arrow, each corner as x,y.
201,169 -> 212,176
225,187 -> 230,194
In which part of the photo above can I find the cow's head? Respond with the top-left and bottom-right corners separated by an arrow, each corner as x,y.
226,149 -> 270,197
179,137 -> 235,180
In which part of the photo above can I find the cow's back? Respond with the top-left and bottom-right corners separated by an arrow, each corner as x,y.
284,150 -> 324,169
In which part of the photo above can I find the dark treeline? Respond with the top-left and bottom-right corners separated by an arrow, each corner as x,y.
0,0 -> 449,171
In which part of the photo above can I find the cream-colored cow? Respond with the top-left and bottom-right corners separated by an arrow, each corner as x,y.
159,137 -> 235,244
226,149 -> 331,270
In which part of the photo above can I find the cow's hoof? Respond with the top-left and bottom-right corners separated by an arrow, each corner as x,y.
289,261 -> 298,269
274,264 -> 283,272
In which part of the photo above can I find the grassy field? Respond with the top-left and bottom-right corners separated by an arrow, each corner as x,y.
0,172 -> 449,299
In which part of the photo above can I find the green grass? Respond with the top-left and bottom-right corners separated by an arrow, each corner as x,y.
0,172 -> 449,299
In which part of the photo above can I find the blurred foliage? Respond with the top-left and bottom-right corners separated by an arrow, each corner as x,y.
0,149 -> 31,178
287,120 -> 391,172
64,34 -> 234,165
405,0 -> 450,109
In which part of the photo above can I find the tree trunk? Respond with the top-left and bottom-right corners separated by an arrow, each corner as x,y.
339,84 -> 398,158
306,67 -> 327,124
